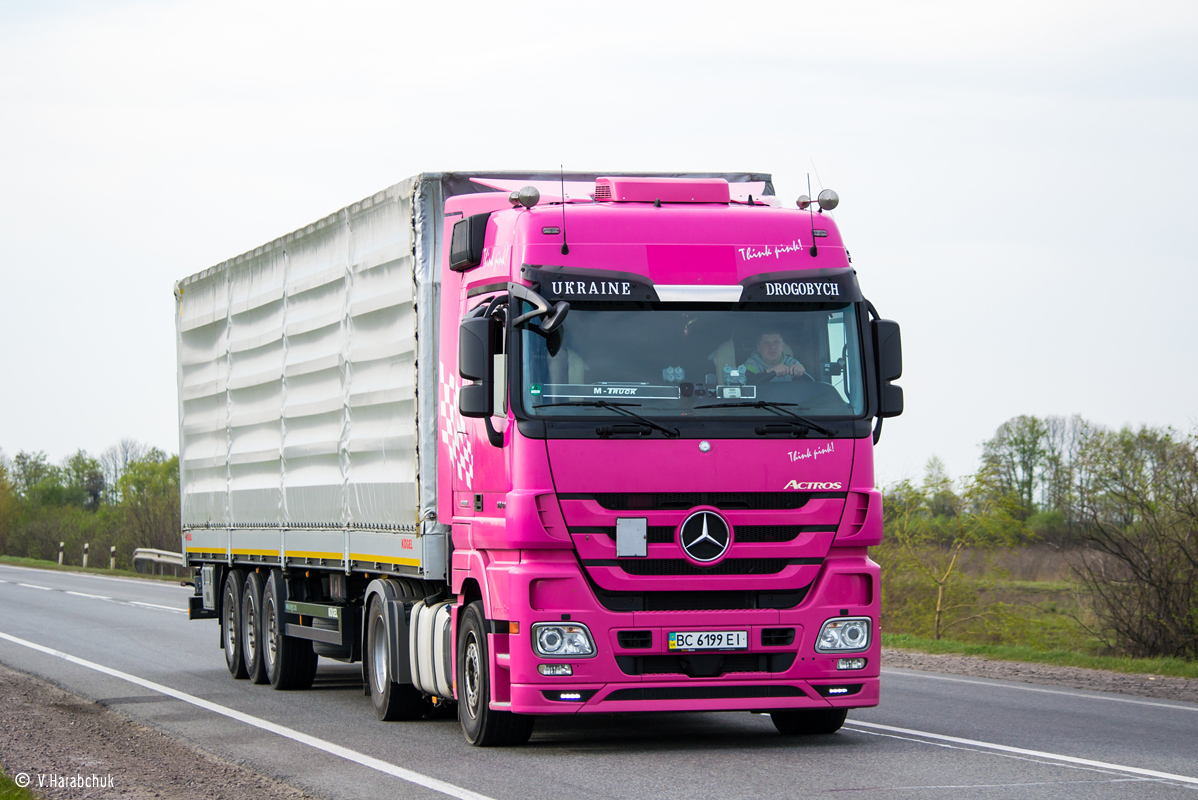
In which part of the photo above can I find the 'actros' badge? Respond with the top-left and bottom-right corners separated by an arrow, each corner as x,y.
679,510 -> 732,563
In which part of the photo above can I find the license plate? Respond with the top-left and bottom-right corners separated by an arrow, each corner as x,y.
668,630 -> 748,651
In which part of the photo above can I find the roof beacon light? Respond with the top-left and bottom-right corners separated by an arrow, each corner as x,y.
817,189 -> 839,211
518,186 -> 541,209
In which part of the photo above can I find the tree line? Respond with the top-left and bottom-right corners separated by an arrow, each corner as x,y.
881,415 -> 1197,660
0,440 -> 180,570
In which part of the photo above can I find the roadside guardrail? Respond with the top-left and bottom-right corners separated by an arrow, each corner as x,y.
132,548 -> 186,577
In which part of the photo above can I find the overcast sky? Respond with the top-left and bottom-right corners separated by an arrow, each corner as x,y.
2,0 -> 1195,486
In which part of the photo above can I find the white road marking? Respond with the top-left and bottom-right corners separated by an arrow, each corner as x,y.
0,631 -> 498,800
0,564 -> 188,589
17,583 -> 53,591
882,668 -> 1198,712
128,601 -> 186,613
66,591 -> 112,601
846,720 -> 1198,786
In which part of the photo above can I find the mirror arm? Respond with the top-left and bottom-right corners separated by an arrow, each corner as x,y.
484,417 -> 504,448
509,284 -> 551,326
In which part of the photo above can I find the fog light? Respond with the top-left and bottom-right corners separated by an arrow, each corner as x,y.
837,657 -> 867,670
558,692 -> 582,701
827,687 -> 850,695
538,663 -> 573,676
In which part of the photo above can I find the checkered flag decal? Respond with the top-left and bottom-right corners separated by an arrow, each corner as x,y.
439,362 -> 473,490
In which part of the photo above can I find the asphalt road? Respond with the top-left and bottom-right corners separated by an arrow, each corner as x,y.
1,563 -> 1195,800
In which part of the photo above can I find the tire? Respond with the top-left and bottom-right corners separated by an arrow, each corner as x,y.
364,596 -> 425,720
770,708 -> 848,735
457,601 -> 533,746
263,570 -> 318,690
242,570 -> 269,684
222,570 -> 248,679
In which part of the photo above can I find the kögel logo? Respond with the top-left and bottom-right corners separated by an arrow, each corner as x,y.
784,480 -> 843,490
678,510 -> 731,563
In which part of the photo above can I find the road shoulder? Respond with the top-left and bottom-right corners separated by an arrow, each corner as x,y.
0,661 -> 318,800
883,647 -> 1198,703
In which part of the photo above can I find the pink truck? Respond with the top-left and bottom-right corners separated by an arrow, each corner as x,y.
177,171 -> 903,746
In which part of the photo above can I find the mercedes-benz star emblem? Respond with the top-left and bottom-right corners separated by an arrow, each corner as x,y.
679,510 -> 731,563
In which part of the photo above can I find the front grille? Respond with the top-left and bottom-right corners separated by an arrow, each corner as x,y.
616,652 -> 796,677
585,558 -> 819,576
574,525 -> 834,544
617,630 -> 653,649
762,628 -> 797,646
614,558 -> 793,576
575,492 -> 814,511
737,525 -> 832,542
593,586 -> 810,612
605,685 -> 804,701
572,526 -> 675,544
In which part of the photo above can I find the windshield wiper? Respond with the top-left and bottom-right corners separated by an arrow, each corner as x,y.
533,401 -> 680,438
694,401 -> 834,436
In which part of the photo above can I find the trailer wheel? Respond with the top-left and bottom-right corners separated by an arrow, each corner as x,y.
263,570 -> 318,690
770,708 -> 848,735
457,601 -> 533,746
221,569 -> 248,679
242,570 -> 269,684
365,596 -> 425,720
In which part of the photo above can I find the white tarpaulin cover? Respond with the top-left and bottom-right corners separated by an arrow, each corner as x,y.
176,180 -> 423,531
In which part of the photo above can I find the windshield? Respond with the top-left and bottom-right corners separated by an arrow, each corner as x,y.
518,301 -> 866,420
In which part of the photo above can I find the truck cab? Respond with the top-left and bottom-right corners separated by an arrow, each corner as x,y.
437,176 -> 903,743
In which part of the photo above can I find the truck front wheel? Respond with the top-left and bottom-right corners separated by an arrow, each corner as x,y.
457,601 -> 533,747
222,569 -> 248,679
365,596 -> 425,720
770,708 -> 848,735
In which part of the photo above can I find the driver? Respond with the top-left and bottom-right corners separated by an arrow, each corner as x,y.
744,330 -> 806,382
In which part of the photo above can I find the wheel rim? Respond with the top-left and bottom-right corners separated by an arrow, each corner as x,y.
224,586 -> 237,652
371,615 -> 388,693
264,597 -> 277,669
463,632 -> 482,719
244,595 -> 257,656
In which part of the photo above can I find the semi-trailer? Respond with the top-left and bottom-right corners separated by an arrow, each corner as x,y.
177,170 -> 904,745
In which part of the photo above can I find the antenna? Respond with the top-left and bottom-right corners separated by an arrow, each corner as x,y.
807,173 -> 818,257
560,165 -> 569,256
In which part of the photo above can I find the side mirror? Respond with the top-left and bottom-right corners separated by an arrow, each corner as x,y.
459,316 -> 497,418
872,319 -> 903,418
872,319 -> 902,382
449,213 -> 490,272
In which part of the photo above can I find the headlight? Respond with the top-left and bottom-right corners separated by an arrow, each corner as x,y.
531,622 -> 596,658
815,617 -> 871,653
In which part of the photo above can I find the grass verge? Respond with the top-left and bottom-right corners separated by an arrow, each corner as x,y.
0,768 -> 38,800
0,555 -> 182,583
882,632 -> 1198,680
